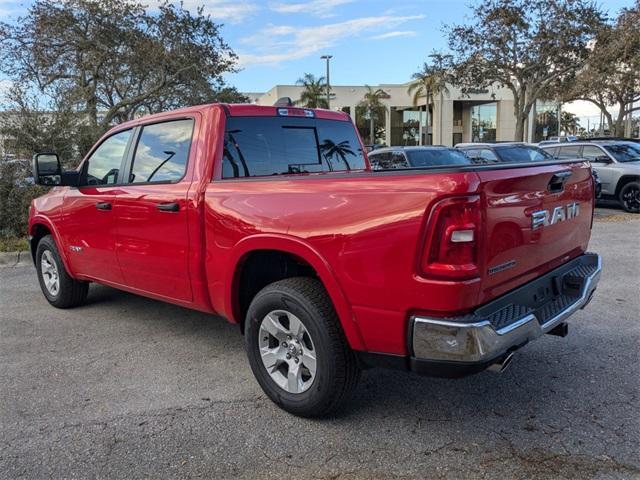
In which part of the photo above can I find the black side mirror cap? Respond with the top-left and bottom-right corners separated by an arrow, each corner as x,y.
61,171 -> 79,187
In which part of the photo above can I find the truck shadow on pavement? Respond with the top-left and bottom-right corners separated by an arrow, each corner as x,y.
79,283 -> 627,429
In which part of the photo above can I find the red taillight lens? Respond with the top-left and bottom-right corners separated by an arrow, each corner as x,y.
421,196 -> 481,280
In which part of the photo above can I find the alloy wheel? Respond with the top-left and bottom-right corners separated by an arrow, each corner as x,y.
622,186 -> 640,212
258,310 -> 317,394
40,250 -> 60,296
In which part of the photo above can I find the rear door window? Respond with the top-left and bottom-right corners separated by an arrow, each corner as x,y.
557,145 -> 582,159
581,146 -> 606,161
406,149 -> 471,167
222,116 -> 366,178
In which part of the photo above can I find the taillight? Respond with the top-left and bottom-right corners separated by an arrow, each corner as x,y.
420,195 -> 481,280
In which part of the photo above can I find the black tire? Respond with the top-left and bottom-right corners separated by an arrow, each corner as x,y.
245,277 -> 360,417
35,235 -> 89,308
619,181 -> 640,213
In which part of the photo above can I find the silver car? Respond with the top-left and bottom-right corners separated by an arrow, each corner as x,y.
540,141 -> 640,213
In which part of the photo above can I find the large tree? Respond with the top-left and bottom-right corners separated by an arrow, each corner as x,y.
446,0 -> 604,141
562,1 -> 640,136
408,54 -> 450,145
0,0 -> 244,155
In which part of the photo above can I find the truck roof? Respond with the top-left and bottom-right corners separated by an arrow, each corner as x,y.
115,103 -> 351,130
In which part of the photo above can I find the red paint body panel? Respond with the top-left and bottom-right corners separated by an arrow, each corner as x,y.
29,103 -> 595,356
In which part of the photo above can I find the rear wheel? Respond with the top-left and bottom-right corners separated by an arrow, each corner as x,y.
245,277 -> 360,417
36,235 -> 89,308
619,181 -> 640,213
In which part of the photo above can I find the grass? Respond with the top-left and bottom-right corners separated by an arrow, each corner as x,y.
0,237 -> 29,252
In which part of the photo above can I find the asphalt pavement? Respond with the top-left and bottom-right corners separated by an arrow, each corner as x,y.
1,210 -> 639,479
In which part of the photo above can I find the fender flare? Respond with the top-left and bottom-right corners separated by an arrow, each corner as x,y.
225,234 -> 366,351
29,215 -> 74,275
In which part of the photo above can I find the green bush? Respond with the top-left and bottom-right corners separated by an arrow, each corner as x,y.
0,162 -> 48,240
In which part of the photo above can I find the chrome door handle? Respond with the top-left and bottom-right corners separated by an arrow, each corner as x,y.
96,201 -> 112,211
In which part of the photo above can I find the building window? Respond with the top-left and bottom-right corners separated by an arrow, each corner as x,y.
390,107 -> 422,146
471,103 -> 497,142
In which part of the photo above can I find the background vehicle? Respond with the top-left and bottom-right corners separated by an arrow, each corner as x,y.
455,142 -> 555,164
368,146 -> 471,170
540,141 -> 640,212
28,104 -> 600,417
364,144 -> 386,153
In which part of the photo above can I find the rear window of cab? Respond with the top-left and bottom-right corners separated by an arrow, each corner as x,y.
222,117 -> 366,178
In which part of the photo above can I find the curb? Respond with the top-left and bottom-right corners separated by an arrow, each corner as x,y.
0,251 -> 31,267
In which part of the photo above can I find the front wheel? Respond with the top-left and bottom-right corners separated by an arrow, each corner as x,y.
35,235 -> 89,308
619,181 -> 640,213
245,277 -> 360,417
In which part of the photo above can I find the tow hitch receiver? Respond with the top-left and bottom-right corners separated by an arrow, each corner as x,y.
547,322 -> 569,337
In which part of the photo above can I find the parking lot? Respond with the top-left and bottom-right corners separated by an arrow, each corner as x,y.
1,208 -> 639,480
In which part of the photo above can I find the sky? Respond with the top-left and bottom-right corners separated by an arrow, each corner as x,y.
0,0 -> 635,123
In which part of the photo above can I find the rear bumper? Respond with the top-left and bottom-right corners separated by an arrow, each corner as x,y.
409,252 -> 601,376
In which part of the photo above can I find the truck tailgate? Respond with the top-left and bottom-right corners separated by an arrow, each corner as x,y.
476,161 -> 594,302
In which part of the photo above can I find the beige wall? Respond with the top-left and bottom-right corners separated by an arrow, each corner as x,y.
497,100 -> 516,141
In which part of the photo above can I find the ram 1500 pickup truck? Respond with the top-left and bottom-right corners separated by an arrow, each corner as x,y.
29,104 -> 601,417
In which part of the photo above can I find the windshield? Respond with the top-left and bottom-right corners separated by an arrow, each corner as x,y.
407,149 -> 472,167
603,144 -> 640,162
495,146 -> 555,163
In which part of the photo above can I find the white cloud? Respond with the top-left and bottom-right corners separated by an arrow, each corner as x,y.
151,0 -> 259,24
238,14 -> 425,66
270,0 -> 355,18
370,30 -> 417,40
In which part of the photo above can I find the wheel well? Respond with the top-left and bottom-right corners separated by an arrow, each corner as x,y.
236,250 -> 319,333
615,175 -> 640,197
30,224 -> 51,262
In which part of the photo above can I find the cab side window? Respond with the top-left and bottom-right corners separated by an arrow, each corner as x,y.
129,119 -> 194,183
84,130 -> 132,186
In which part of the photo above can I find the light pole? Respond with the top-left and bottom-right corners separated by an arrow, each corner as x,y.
320,55 -> 332,109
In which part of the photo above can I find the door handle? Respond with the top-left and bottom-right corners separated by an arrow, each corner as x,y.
95,201 -> 112,211
156,202 -> 180,212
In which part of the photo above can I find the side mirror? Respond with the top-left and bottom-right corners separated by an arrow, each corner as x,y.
32,153 -> 62,186
32,152 -> 79,187
595,155 -> 612,164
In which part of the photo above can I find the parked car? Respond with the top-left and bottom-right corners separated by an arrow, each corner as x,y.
364,143 -> 386,153
368,146 -> 472,170
540,141 -> 640,212
587,137 -> 640,144
29,103 -> 601,417
0,158 -> 35,186
455,142 -> 555,164
548,135 -> 578,143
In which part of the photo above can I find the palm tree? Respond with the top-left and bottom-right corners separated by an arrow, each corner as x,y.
407,60 -> 449,145
320,139 -> 355,170
296,73 -> 329,109
358,85 -> 387,144
561,111 -> 580,135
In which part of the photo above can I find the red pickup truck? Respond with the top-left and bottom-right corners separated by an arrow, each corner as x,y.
29,103 -> 601,417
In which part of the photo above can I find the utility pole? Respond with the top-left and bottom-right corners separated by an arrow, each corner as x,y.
320,55 -> 332,109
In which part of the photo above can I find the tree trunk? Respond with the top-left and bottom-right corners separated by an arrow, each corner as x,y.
613,107 -> 626,136
370,116 -> 374,144
514,115 -> 526,142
